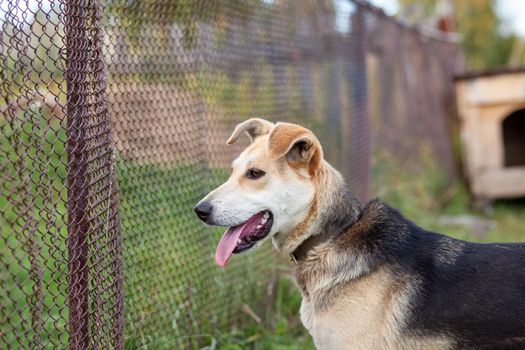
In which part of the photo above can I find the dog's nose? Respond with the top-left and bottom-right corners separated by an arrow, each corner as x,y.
194,201 -> 213,222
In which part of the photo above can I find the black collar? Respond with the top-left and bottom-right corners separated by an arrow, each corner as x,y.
289,216 -> 357,264
290,232 -> 334,264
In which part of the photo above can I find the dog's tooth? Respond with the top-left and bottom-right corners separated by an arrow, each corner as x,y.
237,239 -> 241,244
263,212 -> 270,219
256,224 -> 262,229
260,218 -> 267,224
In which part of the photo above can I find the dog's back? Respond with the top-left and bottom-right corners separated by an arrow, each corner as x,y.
406,233 -> 525,349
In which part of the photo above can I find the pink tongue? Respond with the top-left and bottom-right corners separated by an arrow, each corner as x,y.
215,225 -> 245,267
215,212 -> 265,267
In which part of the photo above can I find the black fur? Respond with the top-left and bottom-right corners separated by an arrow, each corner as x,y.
343,200 -> 525,350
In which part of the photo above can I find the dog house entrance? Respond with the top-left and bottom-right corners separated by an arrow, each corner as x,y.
503,109 -> 525,167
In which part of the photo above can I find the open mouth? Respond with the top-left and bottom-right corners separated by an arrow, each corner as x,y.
215,210 -> 273,267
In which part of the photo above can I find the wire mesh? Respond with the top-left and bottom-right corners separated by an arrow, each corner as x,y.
1,0 -> 459,349
1,1 -> 69,348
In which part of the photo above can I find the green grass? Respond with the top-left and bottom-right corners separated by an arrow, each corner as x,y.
204,273 -> 315,350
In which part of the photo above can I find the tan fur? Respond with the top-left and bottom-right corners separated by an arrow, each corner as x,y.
276,161 -> 343,254
285,195 -> 318,250
297,251 -> 453,350
267,122 -> 322,175
286,159 -> 454,349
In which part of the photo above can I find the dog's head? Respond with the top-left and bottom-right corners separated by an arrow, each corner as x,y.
194,118 -> 324,267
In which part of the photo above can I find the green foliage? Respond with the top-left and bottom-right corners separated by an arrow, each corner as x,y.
455,0 -> 517,69
398,0 -> 523,69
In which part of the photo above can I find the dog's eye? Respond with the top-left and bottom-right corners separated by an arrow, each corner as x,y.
246,168 -> 265,180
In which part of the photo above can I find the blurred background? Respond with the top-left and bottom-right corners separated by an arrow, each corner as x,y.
1,0 -> 524,349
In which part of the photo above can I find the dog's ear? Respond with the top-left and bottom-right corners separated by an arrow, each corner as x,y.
227,118 -> 274,145
267,122 -> 323,174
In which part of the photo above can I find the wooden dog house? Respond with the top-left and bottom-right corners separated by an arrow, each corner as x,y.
455,68 -> 525,201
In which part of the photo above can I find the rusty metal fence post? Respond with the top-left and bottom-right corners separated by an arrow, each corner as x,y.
65,0 -> 90,347
64,0 -> 124,348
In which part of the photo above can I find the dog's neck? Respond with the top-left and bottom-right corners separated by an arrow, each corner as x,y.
314,162 -> 362,236
283,161 -> 362,257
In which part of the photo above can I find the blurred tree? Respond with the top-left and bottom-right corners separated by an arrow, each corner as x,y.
398,0 -> 523,69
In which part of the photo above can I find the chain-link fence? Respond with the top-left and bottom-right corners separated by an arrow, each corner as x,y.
1,0 -> 459,349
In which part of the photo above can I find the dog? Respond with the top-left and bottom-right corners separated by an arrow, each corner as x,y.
194,118 -> 525,350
